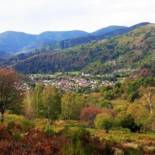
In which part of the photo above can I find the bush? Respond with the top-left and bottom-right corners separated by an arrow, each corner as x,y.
127,91 -> 140,102
100,86 -> 114,100
12,132 -> 22,141
21,119 -> 34,132
43,125 -> 55,136
104,90 -> 114,100
63,127 -> 90,155
7,121 -> 16,131
100,100 -> 112,109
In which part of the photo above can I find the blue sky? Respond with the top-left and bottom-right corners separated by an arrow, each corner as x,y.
0,0 -> 155,34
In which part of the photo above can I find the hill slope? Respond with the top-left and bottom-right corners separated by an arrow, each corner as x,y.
6,23 -> 155,74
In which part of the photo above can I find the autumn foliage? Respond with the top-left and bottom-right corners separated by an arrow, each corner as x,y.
0,68 -> 23,122
80,106 -> 103,127
0,124 -> 67,155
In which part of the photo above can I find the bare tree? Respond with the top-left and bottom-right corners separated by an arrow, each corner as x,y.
143,87 -> 155,114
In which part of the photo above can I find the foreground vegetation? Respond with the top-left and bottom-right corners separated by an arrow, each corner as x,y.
1,68 -> 155,154
0,114 -> 155,155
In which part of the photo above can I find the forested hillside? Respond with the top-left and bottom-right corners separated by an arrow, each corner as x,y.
8,23 -> 155,74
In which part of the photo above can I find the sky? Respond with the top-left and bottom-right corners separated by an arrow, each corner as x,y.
0,0 -> 155,34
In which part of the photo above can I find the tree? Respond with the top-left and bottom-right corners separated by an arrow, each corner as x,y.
32,84 -> 44,118
140,77 -> 155,114
100,86 -> 114,100
100,100 -> 112,109
120,114 -> 141,132
0,68 -> 23,122
143,87 -> 155,114
61,93 -> 85,120
43,86 -> 61,120
127,103 -> 149,130
94,111 -> 114,133
80,106 -> 102,127
24,85 -> 61,120
23,89 -> 35,119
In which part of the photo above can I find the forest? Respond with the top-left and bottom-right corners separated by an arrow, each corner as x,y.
7,23 -> 155,75
0,68 -> 155,155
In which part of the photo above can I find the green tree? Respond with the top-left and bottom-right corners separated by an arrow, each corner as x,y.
127,103 -> 149,130
32,84 -> 44,118
100,100 -> 112,109
120,114 -> 141,132
23,89 -> 35,119
43,86 -> 61,120
95,111 -> 114,133
61,93 -> 85,120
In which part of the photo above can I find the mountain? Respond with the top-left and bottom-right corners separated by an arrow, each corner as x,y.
92,26 -> 127,36
4,23 -> 155,74
129,22 -> 151,30
0,22 -> 150,55
38,31 -> 89,41
0,31 -> 36,54
0,30 -> 89,54
59,22 -> 150,48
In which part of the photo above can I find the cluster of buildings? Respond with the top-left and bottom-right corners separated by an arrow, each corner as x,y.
28,73 -> 115,91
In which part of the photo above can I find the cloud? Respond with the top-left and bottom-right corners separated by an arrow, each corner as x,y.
0,0 -> 154,33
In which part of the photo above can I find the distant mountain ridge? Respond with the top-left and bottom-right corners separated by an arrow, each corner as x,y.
0,30 -> 89,55
92,26 -> 127,36
59,22 -> 150,49
0,22 -> 150,55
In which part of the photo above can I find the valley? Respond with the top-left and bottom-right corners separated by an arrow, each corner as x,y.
0,22 -> 155,155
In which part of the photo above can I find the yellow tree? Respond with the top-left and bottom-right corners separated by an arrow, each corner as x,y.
42,86 -> 61,120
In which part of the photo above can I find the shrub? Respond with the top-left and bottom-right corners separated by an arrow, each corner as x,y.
63,127 -> 90,155
100,86 -> 114,100
43,125 -> 55,136
100,100 -> 113,109
127,91 -> 140,102
7,121 -> 16,131
12,132 -> 21,141
20,119 -> 34,132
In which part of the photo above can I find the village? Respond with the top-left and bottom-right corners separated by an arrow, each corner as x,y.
28,72 -> 116,92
